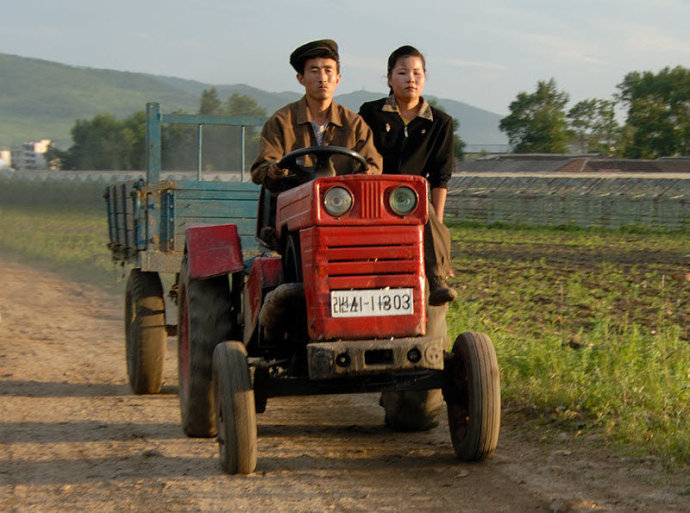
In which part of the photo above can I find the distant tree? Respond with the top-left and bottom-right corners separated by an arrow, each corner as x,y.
500,79 -> 570,153
162,92 -> 268,172
56,89 -> 268,172
567,99 -> 597,152
200,87 -> 222,115
450,117 -> 466,161
567,98 -> 619,154
226,93 -> 266,169
430,99 -> 466,161
44,142 -> 66,170
59,115 -> 124,169
224,93 -> 265,117
162,110 -> 198,171
616,66 -> 690,158
56,112 -> 145,170
122,111 -> 147,169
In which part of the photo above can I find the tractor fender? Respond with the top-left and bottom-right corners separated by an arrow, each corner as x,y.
184,224 -> 244,279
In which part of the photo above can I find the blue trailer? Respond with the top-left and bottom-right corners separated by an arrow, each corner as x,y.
104,102 -> 265,394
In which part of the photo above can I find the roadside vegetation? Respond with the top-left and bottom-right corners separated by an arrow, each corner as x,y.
1,204 -> 688,466
0,206 -> 120,288
447,224 -> 689,466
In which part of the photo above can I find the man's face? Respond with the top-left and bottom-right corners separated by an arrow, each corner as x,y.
297,57 -> 341,103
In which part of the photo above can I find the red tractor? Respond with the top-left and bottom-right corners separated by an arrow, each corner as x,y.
175,147 -> 501,474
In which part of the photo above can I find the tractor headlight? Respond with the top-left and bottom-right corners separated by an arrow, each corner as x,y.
389,186 -> 418,215
323,186 -> 353,217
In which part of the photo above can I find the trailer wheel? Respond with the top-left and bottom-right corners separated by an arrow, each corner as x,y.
213,341 -> 257,474
444,331 -> 501,461
177,257 -> 234,437
381,304 -> 448,431
125,269 -> 166,394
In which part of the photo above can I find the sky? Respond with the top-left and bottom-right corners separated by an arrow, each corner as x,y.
3,0 -> 689,115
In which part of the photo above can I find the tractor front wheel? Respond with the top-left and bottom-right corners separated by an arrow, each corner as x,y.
213,341 -> 257,474
444,331 -> 501,461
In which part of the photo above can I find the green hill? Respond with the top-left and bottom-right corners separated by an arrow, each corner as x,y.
0,53 -> 507,149
0,53 -> 201,146
152,76 -> 303,115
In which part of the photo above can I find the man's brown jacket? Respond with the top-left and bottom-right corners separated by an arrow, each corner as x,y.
251,96 -> 382,191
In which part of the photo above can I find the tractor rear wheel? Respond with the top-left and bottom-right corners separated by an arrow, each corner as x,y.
282,232 -> 302,282
177,257 -> 234,437
444,331 -> 501,461
381,303 -> 448,431
213,341 -> 257,474
125,269 -> 166,394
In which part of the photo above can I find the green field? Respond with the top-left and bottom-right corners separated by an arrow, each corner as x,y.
1,205 -> 688,466
0,206 -> 121,289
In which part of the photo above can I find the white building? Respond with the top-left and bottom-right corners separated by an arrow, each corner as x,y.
0,149 -> 11,170
10,139 -> 52,170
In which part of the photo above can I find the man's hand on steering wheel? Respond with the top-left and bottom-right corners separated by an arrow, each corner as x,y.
276,146 -> 369,183
266,160 -> 288,180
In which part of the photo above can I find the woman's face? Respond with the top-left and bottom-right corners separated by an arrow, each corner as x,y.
388,55 -> 426,105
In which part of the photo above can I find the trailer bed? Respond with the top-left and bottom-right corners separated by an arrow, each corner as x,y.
105,178 -> 260,272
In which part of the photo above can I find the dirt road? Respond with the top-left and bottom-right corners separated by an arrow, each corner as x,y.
1,255 -> 688,512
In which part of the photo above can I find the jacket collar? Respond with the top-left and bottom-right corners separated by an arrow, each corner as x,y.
382,94 -> 434,122
295,96 -> 343,127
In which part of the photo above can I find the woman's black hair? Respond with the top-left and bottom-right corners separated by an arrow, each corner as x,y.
387,45 -> 426,95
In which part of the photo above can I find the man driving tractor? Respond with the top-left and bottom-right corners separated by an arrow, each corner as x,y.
250,39 -> 382,191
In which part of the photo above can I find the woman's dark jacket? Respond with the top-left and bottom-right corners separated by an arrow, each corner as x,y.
358,96 -> 454,189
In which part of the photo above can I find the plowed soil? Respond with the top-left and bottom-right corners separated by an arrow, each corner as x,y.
1,255 -> 688,512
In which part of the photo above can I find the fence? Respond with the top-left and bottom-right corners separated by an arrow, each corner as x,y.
446,174 -> 690,230
0,171 -> 243,208
2,171 -> 689,231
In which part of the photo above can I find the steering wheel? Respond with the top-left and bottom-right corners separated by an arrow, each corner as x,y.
277,146 -> 369,184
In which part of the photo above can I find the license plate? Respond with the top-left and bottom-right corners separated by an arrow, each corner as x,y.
330,288 -> 414,318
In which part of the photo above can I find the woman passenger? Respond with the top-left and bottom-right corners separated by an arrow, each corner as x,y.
359,45 -> 456,305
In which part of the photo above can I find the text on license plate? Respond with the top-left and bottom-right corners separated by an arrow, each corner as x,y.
330,288 -> 414,318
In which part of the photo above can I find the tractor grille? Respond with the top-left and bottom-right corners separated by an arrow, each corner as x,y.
310,225 -> 422,286
302,224 -> 426,340
359,180 -> 382,219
